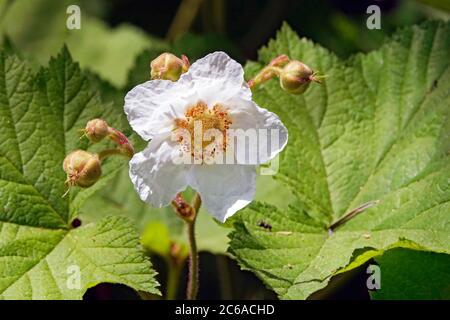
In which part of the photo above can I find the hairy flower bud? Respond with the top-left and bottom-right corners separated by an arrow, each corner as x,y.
150,53 -> 190,81
84,118 -> 109,143
171,193 -> 195,222
279,60 -> 314,94
63,150 -> 101,188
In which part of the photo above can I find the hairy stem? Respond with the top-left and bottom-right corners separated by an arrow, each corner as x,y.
186,219 -> 199,299
97,148 -> 126,161
186,192 -> 201,299
248,66 -> 283,89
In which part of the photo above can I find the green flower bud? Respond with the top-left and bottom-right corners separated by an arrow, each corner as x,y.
150,53 -> 189,81
63,150 -> 101,188
279,60 -> 314,94
84,118 -> 109,143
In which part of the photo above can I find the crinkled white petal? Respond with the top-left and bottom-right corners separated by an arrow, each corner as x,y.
179,51 -> 251,105
188,164 -> 256,222
124,79 -> 196,141
226,97 -> 288,165
129,134 -> 189,207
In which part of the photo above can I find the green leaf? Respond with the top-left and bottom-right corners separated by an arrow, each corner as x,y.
229,21 -> 450,299
0,216 -> 158,299
372,248 -> 450,299
0,48 -> 159,298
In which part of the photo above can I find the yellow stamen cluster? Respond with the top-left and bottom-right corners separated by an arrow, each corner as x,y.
174,101 -> 232,161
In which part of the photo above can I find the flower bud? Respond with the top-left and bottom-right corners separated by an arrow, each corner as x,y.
84,119 -> 109,143
150,53 -> 189,81
279,60 -> 314,94
171,193 -> 195,222
63,150 -> 101,188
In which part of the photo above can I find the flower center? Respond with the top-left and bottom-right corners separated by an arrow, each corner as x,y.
174,101 -> 232,158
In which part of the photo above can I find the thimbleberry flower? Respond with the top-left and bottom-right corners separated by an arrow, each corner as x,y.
125,52 -> 288,222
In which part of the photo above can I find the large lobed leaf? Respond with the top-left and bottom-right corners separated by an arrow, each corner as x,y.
0,47 -> 159,299
229,21 -> 450,299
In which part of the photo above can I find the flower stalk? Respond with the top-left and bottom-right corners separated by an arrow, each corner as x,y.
187,193 -> 201,300
186,217 -> 199,300
97,148 -> 127,161
171,192 -> 201,299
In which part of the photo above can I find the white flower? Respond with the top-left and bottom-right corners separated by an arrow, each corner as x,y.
125,52 -> 288,222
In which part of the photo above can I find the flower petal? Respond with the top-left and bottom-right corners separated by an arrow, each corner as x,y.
180,51 -> 251,105
124,80 -> 195,140
129,134 -> 189,207
227,97 -> 288,165
188,164 -> 256,222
